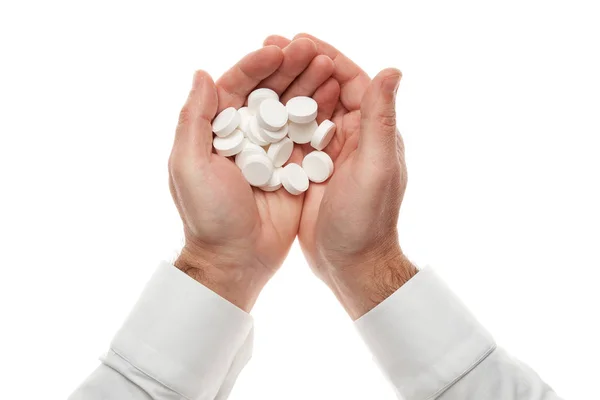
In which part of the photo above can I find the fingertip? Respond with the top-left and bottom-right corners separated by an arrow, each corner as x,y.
187,70 -> 218,119
314,54 -> 334,74
293,32 -> 314,41
192,69 -> 213,88
293,33 -> 325,55
263,35 -> 290,48
357,69 -> 401,162
260,45 -> 285,63
263,35 -> 278,46
374,68 -> 403,85
190,70 -> 216,103
360,68 -> 402,109
247,46 -> 284,75
176,70 -> 218,160
290,37 -> 318,55
377,68 -> 402,98
313,77 -> 340,121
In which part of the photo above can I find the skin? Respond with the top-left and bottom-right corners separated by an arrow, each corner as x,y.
170,35 -> 417,318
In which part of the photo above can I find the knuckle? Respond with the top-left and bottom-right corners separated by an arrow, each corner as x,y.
177,105 -> 193,128
369,159 -> 401,185
168,155 -> 184,180
376,112 -> 397,129
396,132 -> 406,153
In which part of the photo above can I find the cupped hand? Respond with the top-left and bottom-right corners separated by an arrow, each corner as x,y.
264,34 -> 417,319
169,40 -> 336,311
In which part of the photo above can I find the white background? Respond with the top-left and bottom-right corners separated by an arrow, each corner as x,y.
1,0 -> 599,399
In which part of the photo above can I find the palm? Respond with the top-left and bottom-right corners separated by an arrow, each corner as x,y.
261,34 -> 409,274
175,36 -> 374,275
203,151 -> 303,270
297,108 -> 362,261
203,38 -> 338,271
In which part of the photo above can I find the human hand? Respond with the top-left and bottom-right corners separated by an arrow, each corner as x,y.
169,40 -> 336,311
264,34 -> 417,319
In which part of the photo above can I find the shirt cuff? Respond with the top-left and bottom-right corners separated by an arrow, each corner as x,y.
355,268 -> 496,400
106,262 -> 253,400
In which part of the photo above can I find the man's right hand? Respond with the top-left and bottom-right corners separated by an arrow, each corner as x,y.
169,41 -> 336,312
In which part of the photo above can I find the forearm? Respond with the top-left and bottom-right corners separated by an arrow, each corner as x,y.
69,364 -> 152,400
69,262 -> 254,400
354,267 -> 563,400
438,347 -> 561,399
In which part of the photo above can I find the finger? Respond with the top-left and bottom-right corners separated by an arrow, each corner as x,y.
312,77 -> 340,123
263,36 -> 340,116
299,181 -> 326,242
294,33 -> 370,111
263,35 -> 291,48
259,38 -> 318,96
280,55 -> 334,104
302,78 -> 342,160
357,68 -> 402,163
216,46 -> 284,112
173,70 -> 218,162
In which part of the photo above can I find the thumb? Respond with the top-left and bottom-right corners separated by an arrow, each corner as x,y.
173,70 -> 218,162
357,68 -> 402,163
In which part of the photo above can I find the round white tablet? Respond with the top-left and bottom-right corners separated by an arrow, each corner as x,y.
235,140 -> 265,167
213,129 -> 245,157
267,137 -> 294,167
280,163 -> 309,195
257,99 -> 288,131
247,117 -> 270,146
248,88 -> 278,114
212,107 -> 240,138
241,153 -> 273,187
310,119 -> 336,150
288,120 -> 318,144
302,151 -> 334,183
261,123 -> 289,143
241,139 -> 264,154
260,167 -> 283,192
238,106 -> 253,135
286,96 -> 318,123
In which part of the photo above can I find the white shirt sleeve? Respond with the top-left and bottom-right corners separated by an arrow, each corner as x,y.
69,262 -> 254,400
355,268 -> 563,400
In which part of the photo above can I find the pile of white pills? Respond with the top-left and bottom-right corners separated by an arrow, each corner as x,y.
212,88 -> 336,195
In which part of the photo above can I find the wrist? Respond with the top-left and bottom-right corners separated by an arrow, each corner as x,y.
323,242 -> 418,320
175,241 -> 270,312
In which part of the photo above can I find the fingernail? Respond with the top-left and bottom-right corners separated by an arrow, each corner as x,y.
383,74 -> 401,95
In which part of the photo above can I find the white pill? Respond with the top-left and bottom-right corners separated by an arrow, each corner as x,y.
267,137 -> 294,167
286,96 -> 318,123
241,139 -> 264,154
311,119 -> 336,150
212,107 -> 240,138
241,153 -> 274,187
238,106 -> 253,135
213,129 -> 245,157
248,88 -> 278,114
280,163 -> 309,195
247,117 -> 270,146
260,167 -> 283,192
288,120 -> 318,144
235,140 -> 265,168
257,98 -> 288,131
302,151 -> 334,183
261,123 -> 289,143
